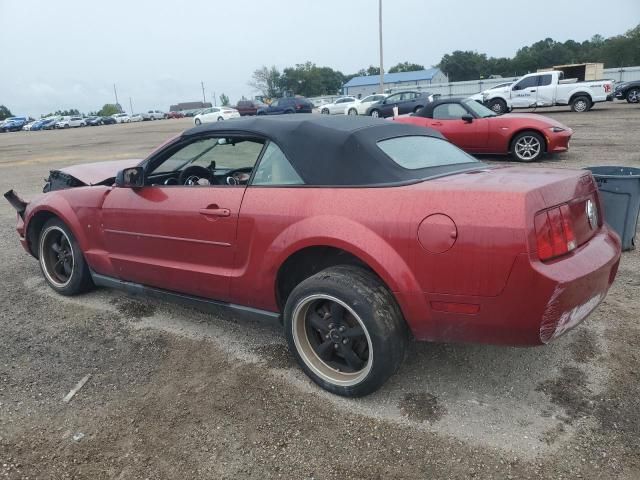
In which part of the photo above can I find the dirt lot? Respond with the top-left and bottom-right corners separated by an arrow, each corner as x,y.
0,104 -> 639,479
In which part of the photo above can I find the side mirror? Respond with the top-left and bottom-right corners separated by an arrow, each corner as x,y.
461,114 -> 474,123
115,167 -> 144,188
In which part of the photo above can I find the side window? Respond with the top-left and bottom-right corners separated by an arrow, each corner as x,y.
270,99 -> 279,107
538,74 -> 552,86
387,94 -> 400,103
513,76 -> 538,90
433,103 -> 468,120
252,142 -> 304,186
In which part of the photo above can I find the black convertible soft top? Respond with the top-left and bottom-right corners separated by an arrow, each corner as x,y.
182,115 -> 478,186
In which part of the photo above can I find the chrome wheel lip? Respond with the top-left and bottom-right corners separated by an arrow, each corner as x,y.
514,135 -> 541,160
39,226 -> 74,288
291,294 -> 373,387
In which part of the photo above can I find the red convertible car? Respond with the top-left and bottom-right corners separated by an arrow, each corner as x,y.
5,116 -> 620,397
394,98 -> 573,162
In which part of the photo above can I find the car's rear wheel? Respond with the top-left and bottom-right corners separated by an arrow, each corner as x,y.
511,131 -> 544,162
217,116 -> 224,121
626,88 -> 640,103
488,98 -> 507,114
347,108 -> 358,116
369,109 -> 380,118
413,106 -> 422,113
570,95 -> 591,112
194,118 -> 201,125
284,265 -> 407,397
38,218 -> 93,296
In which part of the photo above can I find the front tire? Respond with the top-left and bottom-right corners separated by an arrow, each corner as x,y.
347,108 -> 358,116
194,118 -> 201,126
487,98 -> 507,114
511,131 -> 544,162
38,218 -> 93,296
626,88 -> 640,103
369,109 -> 380,118
284,265 -> 407,397
217,116 -> 223,121
570,95 -> 591,112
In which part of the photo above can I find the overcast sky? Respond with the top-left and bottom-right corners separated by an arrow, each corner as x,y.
1,0 -> 638,117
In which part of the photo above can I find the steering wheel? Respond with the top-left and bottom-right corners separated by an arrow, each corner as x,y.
225,167 -> 252,185
179,165 -> 213,185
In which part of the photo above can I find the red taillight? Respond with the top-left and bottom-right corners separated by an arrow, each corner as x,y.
535,204 -> 576,261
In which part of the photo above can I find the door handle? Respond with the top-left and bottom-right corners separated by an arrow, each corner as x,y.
530,89 -> 537,92
199,206 -> 230,217
431,121 -> 443,126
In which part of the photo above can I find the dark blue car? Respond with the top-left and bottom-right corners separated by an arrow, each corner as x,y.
257,97 -> 313,115
1,117 -> 28,132
30,119 -> 49,131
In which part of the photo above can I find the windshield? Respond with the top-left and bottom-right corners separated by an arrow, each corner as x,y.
462,99 -> 496,118
377,135 -> 479,170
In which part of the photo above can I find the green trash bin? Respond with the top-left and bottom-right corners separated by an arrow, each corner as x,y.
586,166 -> 640,251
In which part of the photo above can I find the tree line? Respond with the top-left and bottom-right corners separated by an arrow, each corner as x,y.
250,24 -> 640,97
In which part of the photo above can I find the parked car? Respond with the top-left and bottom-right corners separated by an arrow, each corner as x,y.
56,116 -> 86,129
22,120 -> 37,131
613,80 -> 640,103
5,115 -> 621,397
395,98 -> 572,162
235,100 -> 267,116
112,113 -> 131,124
257,97 -> 314,115
468,82 -> 515,103
101,116 -> 117,125
183,109 -> 202,117
130,113 -> 143,122
312,98 -> 331,110
319,97 -> 357,115
483,71 -> 614,114
1,117 -> 28,132
142,110 -> 165,120
194,107 -> 241,125
365,91 -> 435,118
165,111 -> 185,119
29,118 -> 50,131
40,118 -> 59,130
344,94 -> 388,116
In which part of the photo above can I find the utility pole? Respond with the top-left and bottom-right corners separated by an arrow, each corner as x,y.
113,84 -> 120,109
129,97 -> 133,115
201,81 -> 206,105
378,0 -> 384,94
213,91 -> 217,106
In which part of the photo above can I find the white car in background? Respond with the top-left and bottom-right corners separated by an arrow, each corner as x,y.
193,107 -> 240,125
319,96 -> 357,115
142,110 -> 165,121
468,82 -> 515,103
55,116 -> 86,129
22,121 -> 36,131
130,113 -> 143,122
112,113 -> 131,123
343,94 -> 388,116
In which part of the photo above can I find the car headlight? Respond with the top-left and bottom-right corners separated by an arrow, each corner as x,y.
550,126 -> 565,133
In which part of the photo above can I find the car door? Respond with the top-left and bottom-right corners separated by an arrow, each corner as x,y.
510,76 -> 539,108
100,135 -> 266,301
535,74 -> 554,106
382,93 -> 402,116
267,99 -> 280,114
330,98 -> 345,114
398,92 -> 418,115
428,103 -> 488,151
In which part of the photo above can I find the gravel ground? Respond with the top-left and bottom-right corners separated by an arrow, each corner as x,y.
0,104 -> 639,479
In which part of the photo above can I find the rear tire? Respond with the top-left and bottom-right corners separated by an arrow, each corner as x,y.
488,98 -> 507,114
38,218 -> 93,296
194,118 -> 201,125
217,116 -> 223,121
347,108 -> 358,116
321,108 -> 330,115
284,265 -> 407,397
626,88 -> 640,103
570,95 -> 591,112
511,131 -> 545,162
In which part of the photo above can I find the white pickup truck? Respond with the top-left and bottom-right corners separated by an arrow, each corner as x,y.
483,71 -> 613,113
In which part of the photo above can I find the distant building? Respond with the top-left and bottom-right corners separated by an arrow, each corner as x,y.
169,101 -> 212,112
342,68 -> 448,97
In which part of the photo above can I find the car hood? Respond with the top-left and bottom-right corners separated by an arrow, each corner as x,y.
491,113 -> 569,129
58,159 -> 142,185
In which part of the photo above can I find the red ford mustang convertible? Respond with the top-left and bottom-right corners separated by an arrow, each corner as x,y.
394,98 -> 573,162
5,116 -> 620,396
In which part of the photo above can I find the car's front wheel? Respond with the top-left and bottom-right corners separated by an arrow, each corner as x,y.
347,108 -> 358,116
194,118 -> 201,125
487,98 -> 507,114
284,265 -> 407,397
626,88 -> 639,103
369,109 -> 380,118
217,116 -> 224,121
38,218 -> 93,296
511,131 -> 544,162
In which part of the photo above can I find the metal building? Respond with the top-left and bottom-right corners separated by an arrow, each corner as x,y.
342,68 -> 448,98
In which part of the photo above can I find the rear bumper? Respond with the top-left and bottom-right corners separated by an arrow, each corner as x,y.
402,225 -> 621,346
